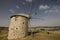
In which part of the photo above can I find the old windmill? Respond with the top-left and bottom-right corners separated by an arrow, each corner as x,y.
8,0 -> 41,39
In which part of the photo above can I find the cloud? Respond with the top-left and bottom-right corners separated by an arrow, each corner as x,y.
44,10 -> 48,14
16,5 -> 20,9
26,0 -> 32,2
43,5 -> 60,15
48,6 -> 60,13
39,5 -> 50,10
22,2 -> 25,5
44,10 -> 59,14
49,10 -> 60,13
9,9 -> 15,13
44,7 -> 60,14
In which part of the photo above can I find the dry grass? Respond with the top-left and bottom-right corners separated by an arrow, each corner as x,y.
0,29 -> 60,40
0,30 -> 8,40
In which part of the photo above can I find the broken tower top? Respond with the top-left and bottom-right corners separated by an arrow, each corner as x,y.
10,13 -> 29,18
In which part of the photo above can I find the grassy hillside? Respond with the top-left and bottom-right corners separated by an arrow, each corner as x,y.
0,27 -> 60,40
9,31 -> 60,40
0,27 -> 8,40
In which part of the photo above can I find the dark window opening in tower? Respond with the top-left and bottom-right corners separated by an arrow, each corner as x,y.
23,22 -> 24,24
16,28 -> 18,29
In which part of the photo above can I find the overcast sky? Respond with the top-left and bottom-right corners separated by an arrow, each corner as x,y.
0,0 -> 60,27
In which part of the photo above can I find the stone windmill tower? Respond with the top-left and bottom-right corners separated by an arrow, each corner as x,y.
8,0 -> 35,39
8,13 -> 29,39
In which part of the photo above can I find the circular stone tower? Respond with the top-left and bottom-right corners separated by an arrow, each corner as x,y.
8,13 -> 29,39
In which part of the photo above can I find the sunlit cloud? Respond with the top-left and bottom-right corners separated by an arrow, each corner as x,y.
22,2 -> 25,5
44,6 -> 60,14
9,9 -> 15,13
26,0 -> 32,2
39,5 -> 50,10
16,5 -> 20,9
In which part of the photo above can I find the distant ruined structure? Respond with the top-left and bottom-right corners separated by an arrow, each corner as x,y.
8,13 -> 29,39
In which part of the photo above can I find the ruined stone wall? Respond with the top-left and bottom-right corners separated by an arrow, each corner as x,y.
8,16 -> 28,39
